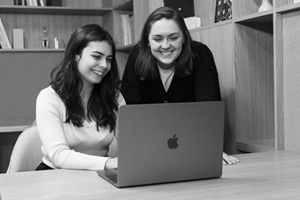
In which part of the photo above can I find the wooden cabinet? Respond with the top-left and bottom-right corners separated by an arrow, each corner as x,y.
190,0 -> 300,153
111,0 -> 134,77
0,1 -> 112,50
274,0 -> 300,153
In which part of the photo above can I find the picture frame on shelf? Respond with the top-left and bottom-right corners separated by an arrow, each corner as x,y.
215,0 -> 232,23
164,0 -> 195,18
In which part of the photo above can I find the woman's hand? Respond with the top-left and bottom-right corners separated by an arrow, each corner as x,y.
105,157 -> 118,170
222,152 -> 240,165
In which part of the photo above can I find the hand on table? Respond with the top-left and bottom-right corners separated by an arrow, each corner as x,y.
223,152 -> 240,165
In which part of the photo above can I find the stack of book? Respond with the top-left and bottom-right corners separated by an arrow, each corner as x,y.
14,0 -> 45,6
120,14 -> 134,46
14,0 -> 63,6
0,17 -> 12,49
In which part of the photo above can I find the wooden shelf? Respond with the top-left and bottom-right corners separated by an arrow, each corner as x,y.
234,12 -> 273,23
0,48 -> 65,52
275,3 -> 300,13
0,6 -> 112,15
113,0 -> 133,10
189,19 -> 232,33
0,4 -> 111,50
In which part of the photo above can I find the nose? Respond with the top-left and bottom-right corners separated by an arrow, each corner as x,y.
98,59 -> 108,69
161,38 -> 170,49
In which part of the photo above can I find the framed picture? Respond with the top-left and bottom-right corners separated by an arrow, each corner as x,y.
164,0 -> 195,18
215,0 -> 232,23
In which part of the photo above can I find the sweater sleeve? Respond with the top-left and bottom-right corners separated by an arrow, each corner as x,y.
120,44 -> 143,104
36,87 -> 109,171
192,42 -> 222,101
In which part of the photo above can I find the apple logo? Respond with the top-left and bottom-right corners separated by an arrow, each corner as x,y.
167,134 -> 179,149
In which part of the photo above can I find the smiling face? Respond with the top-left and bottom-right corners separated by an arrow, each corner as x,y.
76,41 -> 112,88
148,18 -> 184,69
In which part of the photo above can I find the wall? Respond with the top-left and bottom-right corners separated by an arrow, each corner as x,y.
0,51 -> 63,172
0,51 -> 63,128
282,11 -> 300,153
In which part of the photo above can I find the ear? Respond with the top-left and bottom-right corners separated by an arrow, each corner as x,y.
75,55 -> 80,62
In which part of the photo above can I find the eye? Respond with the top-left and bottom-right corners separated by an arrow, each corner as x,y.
169,34 -> 180,41
92,55 -> 101,60
106,58 -> 112,63
152,36 -> 163,42
169,36 -> 178,41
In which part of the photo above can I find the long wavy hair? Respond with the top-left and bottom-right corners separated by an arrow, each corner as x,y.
136,6 -> 194,81
50,24 -> 119,132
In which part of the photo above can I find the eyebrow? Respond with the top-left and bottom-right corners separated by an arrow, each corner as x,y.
151,32 -> 180,37
92,51 -> 112,57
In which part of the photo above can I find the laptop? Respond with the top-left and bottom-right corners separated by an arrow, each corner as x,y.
97,101 -> 225,188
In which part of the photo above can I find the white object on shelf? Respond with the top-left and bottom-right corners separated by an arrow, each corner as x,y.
54,37 -> 59,49
184,16 -> 201,30
258,0 -> 273,12
13,29 -> 24,49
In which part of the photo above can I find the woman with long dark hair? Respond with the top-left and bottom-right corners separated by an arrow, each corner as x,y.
36,24 -> 124,171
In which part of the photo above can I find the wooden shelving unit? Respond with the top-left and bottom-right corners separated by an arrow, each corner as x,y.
0,6 -> 112,50
189,0 -> 300,153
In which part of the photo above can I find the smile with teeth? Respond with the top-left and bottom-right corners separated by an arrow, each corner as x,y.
160,51 -> 172,56
92,69 -> 104,76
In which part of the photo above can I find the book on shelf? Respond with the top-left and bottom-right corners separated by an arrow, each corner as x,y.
13,29 -> 24,49
39,0 -> 44,6
0,17 -> 12,49
26,0 -> 33,6
32,0 -> 38,6
120,14 -> 133,46
184,16 -> 201,30
0,29 -> 10,49
27,0 -> 33,6
129,15 -> 134,44
14,0 -> 27,6
46,0 -> 62,6
20,0 -> 45,6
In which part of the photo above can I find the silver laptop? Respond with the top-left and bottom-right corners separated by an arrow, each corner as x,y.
97,101 -> 225,188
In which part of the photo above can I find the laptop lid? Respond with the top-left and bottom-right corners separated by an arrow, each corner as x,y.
98,101 -> 224,188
